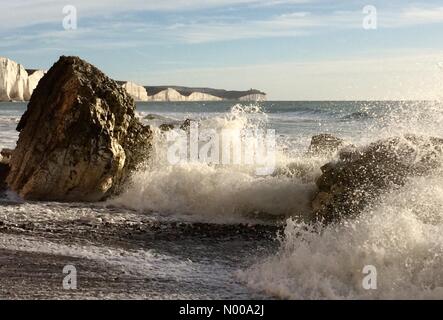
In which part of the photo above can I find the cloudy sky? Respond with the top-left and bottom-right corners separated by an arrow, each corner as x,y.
1,0 -> 443,100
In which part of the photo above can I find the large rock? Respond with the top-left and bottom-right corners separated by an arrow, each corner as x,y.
7,56 -> 152,202
312,135 -> 443,223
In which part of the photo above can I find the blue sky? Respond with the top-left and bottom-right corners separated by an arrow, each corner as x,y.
1,0 -> 443,100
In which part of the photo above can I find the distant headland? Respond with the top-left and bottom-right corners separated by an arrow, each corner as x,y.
0,57 -> 266,102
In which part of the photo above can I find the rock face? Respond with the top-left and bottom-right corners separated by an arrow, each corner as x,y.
312,135 -> 443,223
308,134 -> 345,156
7,56 -> 152,202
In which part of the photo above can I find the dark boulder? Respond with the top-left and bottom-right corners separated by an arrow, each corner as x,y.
312,135 -> 443,223
159,123 -> 175,132
180,119 -> 193,131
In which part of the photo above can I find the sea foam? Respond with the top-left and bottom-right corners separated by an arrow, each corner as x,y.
109,105 -> 325,223
239,100 -> 443,299
239,174 -> 443,299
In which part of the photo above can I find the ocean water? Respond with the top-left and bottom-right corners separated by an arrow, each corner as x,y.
0,100 -> 442,299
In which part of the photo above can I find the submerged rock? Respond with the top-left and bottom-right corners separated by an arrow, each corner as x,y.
7,56 -> 152,202
312,135 -> 443,223
308,134 -> 344,156
159,119 -> 195,132
159,123 -> 175,132
0,148 -> 13,164
180,119 -> 193,131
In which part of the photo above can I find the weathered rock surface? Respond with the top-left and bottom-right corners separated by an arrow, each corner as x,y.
312,135 -> 443,223
308,134 -> 345,156
7,56 -> 152,202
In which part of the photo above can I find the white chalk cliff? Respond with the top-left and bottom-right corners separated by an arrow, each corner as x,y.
146,88 -> 223,102
0,57 -> 28,101
121,81 -> 148,101
26,70 -> 46,100
0,57 -> 266,103
0,57 -> 45,101
239,93 -> 267,102
186,92 -> 222,101
147,88 -> 186,102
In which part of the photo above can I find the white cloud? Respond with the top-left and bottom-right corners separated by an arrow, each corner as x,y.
400,6 -> 443,25
374,5 -> 443,28
0,0 -> 311,29
169,5 -> 443,43
171,12 -> 319,43
0,9 -> 323,48
2,1 -> 443,44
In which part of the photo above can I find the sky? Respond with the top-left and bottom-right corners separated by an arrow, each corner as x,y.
1,0 -> 443,100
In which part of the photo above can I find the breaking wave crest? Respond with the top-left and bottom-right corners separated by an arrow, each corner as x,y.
238,100 -> 443,299
110,104 -> 325,223
110,100 -> 443,299
239,173 -> 443,299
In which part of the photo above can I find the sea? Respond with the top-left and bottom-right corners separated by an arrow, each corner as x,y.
0,100 -> 442,299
